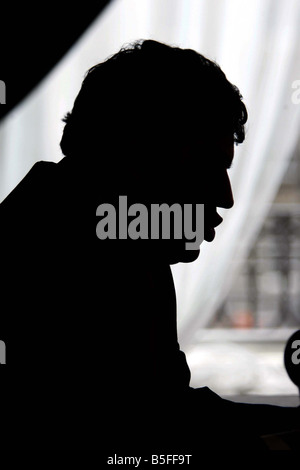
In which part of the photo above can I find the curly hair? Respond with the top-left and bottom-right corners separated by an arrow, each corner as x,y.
60,39 -> 247,164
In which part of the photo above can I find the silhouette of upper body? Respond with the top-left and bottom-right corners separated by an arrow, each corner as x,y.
0,40 -> 298,450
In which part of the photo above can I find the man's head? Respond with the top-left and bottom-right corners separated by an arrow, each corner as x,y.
61,39 -> 247,263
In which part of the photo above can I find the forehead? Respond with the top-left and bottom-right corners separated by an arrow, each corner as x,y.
215,133 -> 234,166
179,130 -> 234,164
189,132 -> 234,166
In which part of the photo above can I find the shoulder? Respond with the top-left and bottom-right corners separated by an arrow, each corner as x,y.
0,160 -> 58,211
17,159 -> 58,187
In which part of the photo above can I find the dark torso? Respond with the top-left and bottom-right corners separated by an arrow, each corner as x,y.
0,158 -> 190,448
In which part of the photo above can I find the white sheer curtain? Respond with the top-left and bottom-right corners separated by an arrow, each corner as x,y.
0,0 -> 299,349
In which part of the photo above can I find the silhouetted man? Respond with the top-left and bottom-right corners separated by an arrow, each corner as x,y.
0,40 -> 298,450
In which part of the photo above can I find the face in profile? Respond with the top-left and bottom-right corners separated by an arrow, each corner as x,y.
94,130 -> 235,265
62,41 -> 247,269
159,132 -> 235,264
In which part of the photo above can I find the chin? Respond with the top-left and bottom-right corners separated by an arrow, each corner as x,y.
168,249 -> 200,265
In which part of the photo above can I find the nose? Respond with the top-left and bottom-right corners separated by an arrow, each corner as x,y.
217,170 -> 234,209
